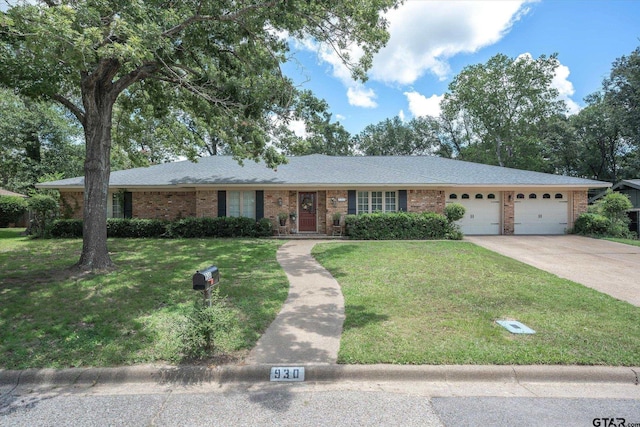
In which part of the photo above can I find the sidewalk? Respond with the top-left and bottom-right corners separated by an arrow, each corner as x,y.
245,240 -> 345,365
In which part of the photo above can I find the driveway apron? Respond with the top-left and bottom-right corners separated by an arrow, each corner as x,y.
246,240 -> 345,365
466,235 -> 640,307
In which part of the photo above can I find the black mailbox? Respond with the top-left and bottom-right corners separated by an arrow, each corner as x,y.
192,265 -> 219,290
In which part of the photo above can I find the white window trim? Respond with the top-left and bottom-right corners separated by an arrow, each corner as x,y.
357,190 -> 398,214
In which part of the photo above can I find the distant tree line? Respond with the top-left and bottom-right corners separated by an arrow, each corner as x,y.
2,47 -> 639,199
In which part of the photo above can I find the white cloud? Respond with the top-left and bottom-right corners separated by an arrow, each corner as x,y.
335,114 -> 346,121
398,109 -> 406,122
372,0 -> 534,85
552,63 -> 581,114
347,85 -> 378,108
404,91 -> 444,118
288,119 -> 308,138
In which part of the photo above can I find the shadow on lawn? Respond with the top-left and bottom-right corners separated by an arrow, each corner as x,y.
342,304 -> 389,331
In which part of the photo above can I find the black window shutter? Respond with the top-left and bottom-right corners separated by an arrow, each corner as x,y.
123,192 -> 133,218
218,191 -> 226,217
347,190 -> 356,215
399,190 -> 407,212
255,191 -> 264,220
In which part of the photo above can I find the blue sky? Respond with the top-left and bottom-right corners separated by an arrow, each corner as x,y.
282,0 -> 640,136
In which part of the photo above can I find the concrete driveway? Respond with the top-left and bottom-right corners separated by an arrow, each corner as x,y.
466,235 -> 640,307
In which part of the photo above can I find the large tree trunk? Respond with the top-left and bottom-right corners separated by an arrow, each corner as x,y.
75,63 -> 119,271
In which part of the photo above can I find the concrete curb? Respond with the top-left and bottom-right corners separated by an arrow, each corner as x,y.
1,365 -> 638,387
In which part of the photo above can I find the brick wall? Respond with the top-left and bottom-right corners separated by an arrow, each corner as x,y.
571,190 -> 588,229
264,190 -> 292,229
407,190 -> 445,214
60,192 -> 83,219
133,191 -> 196,220
503,191 -> 515,235
195,190 -> 217,217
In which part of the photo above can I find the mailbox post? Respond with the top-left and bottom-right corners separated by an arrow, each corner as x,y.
192,265 -> 220,307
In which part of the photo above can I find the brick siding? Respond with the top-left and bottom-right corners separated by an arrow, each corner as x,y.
407,189 -> 445,214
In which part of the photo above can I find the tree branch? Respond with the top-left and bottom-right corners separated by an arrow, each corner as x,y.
162,0 -> 280,38
51,93 -> 85,123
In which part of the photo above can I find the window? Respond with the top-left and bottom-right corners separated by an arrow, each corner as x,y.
555,193 -> 564,199
529,193 -> 537,199
112,193 -> 123,218
461,194 -> 470,199
517,193 -> 525,199
357,191 -> 397,214
228,191 -> 255,219
487,193 -> 496,199
543,193 -> 551,199
475,194 -> 483,199
449,194 -> 458,199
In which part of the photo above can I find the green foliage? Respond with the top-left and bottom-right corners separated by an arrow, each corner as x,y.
353,116 -> 440,155
572,213 -> 610,236
106,218 -> 168,238
27,194 -> 58,238
50,217 -> 273,238
441,53 -> 565,169
444,203 -> 466,223
575,191 -> 635,238
0,195 -> 28,227
50,219 -> 83,238
179,289 -> 244,360
344,212 -> 461,240
599,191 -> 633,221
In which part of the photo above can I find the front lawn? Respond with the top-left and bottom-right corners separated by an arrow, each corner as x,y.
0,236 -> 288,369
312,241 -> 640,366
604,237 -> 640,247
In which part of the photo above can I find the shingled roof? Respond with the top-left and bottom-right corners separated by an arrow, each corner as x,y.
37,154 -> 610,189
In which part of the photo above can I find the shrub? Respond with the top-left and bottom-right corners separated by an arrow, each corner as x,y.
444,203 -> 466,223
600,191 -> 633,222
345,211 -> 458,240
27,194 -> 59,238
572,213 -> 610,236
167,216 -> 272,238
51,219 -> 83,237
179,289 -> 243,360
0,195 -> 28,227
107,218 -> 167,238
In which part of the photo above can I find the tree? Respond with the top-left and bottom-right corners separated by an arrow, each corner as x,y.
603,46 -> 640,152
571,93 -> 626,182
0,88 -> 84,194
441,53 -> 566,169
1,1 -> 396,270
353,116 -> 440,155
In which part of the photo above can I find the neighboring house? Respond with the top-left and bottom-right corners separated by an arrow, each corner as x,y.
590,179 -> 640,234
37,154 -> 610,235
0,188 -> 28,227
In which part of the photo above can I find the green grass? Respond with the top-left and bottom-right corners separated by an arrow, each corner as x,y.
604,237 -> 640,247
0,228 -> 29,251
312,241 -> 640,366
0,236 -> 288,369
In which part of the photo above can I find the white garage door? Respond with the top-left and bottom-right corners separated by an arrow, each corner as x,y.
447,192 -> 501,235
514,192 -> 569,235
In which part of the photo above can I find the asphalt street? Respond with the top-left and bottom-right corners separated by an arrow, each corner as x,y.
2,375 -> 640,427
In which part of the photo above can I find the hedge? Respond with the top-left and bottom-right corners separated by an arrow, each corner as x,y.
0,195 -> 27,227
50,217 -> 273,239
344,212 -> 462,240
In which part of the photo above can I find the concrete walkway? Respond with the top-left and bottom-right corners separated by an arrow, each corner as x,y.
466,235 -> 640,306
245,240 -> 345,365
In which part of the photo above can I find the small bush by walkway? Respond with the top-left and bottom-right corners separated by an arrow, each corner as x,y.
312,241 -> 640,366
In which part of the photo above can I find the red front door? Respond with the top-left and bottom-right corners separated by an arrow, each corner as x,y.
298,192 -> 317,232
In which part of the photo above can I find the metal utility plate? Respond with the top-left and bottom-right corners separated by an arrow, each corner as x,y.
496,320 -> 536,334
